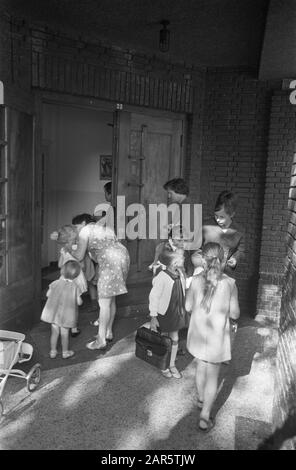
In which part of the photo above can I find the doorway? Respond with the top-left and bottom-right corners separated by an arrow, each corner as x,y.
40,97 -> 185,307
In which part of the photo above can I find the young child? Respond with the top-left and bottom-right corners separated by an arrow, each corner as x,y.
41,260 -> 84,359
186,242 -> 240,432
149,224 -> 192,277
50,224 -> 88,336
149,243 -> 186,379
202,191 -> 245,275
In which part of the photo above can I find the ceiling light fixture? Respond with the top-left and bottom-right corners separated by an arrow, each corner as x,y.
159,20 -> 170,53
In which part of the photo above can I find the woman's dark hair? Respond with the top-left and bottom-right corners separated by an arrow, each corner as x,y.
104,182 -> 112,195
214,190 -> 237,215
72,213 -> 95,225
163,178 -> 189,196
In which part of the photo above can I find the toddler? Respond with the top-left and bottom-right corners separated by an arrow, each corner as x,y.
41,260 -> 84,359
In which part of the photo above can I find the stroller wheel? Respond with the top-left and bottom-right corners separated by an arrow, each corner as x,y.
26,364 -> 41,392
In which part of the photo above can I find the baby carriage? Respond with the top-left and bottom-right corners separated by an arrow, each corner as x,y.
0,330 -> 41,418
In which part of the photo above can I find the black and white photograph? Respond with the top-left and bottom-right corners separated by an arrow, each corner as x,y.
0,0 -> 295,456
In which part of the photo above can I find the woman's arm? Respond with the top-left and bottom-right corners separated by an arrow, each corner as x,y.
229,282 -> 240,320
72,226 -> 89,262
185,280 -> 195,312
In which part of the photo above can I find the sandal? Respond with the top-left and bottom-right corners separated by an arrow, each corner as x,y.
62,350 -> 75,359
49,350 -> 57,359
106,334 -> 113,342
170,366 -> 182,379
161,368 -> 172,378
198,417 -> 215,433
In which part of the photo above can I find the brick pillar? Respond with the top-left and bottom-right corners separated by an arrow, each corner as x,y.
256,90 -> 296,325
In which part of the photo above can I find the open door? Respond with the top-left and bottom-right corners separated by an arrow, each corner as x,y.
115,110 -> 184,282
0,88 -> 38,329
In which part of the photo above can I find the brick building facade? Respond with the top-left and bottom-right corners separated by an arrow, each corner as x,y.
1,12 -> 296,448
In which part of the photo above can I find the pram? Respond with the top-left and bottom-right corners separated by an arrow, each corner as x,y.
0,330 -> 41,418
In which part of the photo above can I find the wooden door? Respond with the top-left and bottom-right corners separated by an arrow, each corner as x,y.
0,90 -> 37,329
115,111 -> 184,282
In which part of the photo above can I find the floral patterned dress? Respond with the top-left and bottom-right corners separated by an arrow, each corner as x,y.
87,224 -> 130,298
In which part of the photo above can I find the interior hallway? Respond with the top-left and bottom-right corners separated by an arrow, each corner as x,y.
0,295 -> 277,450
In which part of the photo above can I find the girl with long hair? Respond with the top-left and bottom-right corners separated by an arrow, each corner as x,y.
186,242 -> 240,432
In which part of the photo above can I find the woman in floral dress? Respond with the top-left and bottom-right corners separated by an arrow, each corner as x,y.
73,222 -> 130,350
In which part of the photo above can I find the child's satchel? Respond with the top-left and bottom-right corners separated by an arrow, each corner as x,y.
135,326 -> 172,370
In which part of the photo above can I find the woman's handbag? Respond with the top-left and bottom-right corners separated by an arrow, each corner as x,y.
135,326 -> 172,370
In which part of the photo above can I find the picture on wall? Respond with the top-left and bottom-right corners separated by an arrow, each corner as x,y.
99,155 -> 112,180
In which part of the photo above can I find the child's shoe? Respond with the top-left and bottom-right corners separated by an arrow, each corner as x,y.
62,350 -> 75,359
161,368 -> 172,378
49,350 -> 57,359
170,366 -> 182,379
70,328 -> 81,337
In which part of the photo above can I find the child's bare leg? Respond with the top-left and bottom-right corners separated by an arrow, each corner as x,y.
167,331 -> 182,379
195,359 -> 207,403
60,327 -> 70,353
50,324 -> 60,353
199,362 -> 221,428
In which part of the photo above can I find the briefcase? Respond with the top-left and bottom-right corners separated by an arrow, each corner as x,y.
135,326 -> 172,370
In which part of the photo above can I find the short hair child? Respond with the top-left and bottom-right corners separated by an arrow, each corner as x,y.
61,260 -> 81,280
41,259 -> 83,359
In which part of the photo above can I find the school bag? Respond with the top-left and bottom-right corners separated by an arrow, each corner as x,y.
135,326 -> 172,370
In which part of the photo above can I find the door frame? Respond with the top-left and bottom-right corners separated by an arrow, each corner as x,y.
34,90 -> 188,298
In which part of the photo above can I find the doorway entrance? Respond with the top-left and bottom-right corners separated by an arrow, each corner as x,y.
40,96 -> 185,309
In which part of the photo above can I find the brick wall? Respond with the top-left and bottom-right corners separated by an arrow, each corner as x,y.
270,96 -> 296,449
200,68 -> 272,315
257,91 -> 296,324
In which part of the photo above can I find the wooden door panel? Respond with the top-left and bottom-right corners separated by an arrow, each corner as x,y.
115,110 -> 184,282
0,96 -> 35,329
8,109 -> 33,283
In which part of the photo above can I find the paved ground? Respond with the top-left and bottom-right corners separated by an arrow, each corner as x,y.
0,299 -> 277,450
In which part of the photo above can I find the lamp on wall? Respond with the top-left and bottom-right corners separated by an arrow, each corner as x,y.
159,20 -> 170,53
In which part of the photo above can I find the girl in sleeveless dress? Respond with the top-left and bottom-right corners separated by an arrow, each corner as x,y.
149,243 -> 186,379
186,242 -> 240,432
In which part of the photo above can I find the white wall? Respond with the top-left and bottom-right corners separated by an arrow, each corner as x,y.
42,103 -> 113,263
